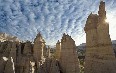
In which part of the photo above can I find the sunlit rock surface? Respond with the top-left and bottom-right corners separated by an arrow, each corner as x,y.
84,1 -> 116,73
59,33 -> 80,73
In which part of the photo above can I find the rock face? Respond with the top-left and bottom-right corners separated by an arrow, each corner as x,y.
84,1 -> 116,73
4,42 -> 17,73
0,41 -> 18,73
49,59 -> 60,73
23,41 -> 33,55
33,32 -> 46,67
55,40 -> 61,60
46,46 -> 51,58
59,33 -> 79,73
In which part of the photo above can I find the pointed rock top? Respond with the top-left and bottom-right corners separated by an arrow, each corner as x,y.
57,40 -> 60,44
63,33 -> 66,36
37,32 -> 42,37
90,12 -> 92,15
34,32 -> 46,43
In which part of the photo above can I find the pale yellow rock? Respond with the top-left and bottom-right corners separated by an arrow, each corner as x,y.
59,33 -> 80,73
33,32 -> 46,70
84,1 -> 116,73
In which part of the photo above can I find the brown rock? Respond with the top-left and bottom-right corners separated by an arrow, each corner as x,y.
55,40 -> 61,60
23,41 -> 33,55
33,32 -> 46,70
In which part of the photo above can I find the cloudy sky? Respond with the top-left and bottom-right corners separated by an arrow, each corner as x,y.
0,0 -> 116,45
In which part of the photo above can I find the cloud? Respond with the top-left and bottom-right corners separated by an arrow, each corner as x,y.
0,0 -> 116,45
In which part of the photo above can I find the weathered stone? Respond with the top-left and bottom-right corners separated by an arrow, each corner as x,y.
0,58 -> 7,73
4,42 -> 17,73
49,59 -> 60,73
33,32 -> 46,72
23,41 -> 33,55
59,33 -> 80,73
55,40 -> 61,60
84,1 -> 116,73
46,46 -> 51,58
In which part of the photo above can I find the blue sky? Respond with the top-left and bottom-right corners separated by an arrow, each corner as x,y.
0,0 -> 116,45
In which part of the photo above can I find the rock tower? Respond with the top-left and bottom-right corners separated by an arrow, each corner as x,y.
55,40 -> 61,60
33,32 -> 46,68
59,33 -> 79,73
84,1 -> 116,73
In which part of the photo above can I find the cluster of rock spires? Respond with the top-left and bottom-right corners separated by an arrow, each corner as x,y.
0,32 -> 79,73
0,1 -> 116,73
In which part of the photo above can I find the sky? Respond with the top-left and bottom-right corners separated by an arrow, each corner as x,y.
0,0 -> 116,46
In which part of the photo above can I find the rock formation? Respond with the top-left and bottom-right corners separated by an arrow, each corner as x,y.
84,1 -> 116,73
59,33 -> 79,73
33,32 -> 46,68
49,59 -> 60,73
55,40 -> 61,60
0,33 -> 20,42
4,42 -> 17,73
46,46 -> 51,58
23,41 -> 33,55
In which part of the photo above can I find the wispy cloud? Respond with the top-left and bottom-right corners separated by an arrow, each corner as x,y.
0,0 -> 116,45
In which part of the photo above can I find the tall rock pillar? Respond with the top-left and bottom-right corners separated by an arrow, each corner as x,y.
84,1 -> 116,73
59,33 -> 79,73
55,40 -> 61,60
33,33 -> 46,69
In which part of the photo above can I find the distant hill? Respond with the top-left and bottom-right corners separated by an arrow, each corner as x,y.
112,41 -> 116,56
112,40 -> 116,44
46,45 -> 55,48
78,43 -> 86,46
77,43 -> 86,51
0,32 -> 20,42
